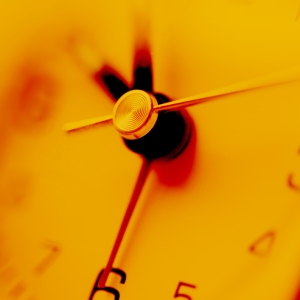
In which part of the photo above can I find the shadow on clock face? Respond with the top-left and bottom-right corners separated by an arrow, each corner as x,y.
94,44 -> 197,185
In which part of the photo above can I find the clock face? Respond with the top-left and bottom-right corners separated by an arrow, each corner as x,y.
1,0 -> 300,299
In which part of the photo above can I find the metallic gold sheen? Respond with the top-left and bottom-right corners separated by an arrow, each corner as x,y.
153,65 -> 300,112
113,90 -> 158,140
63,114 -> 113,133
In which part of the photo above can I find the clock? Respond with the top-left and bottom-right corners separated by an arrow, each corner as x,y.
1,0 -> 300,299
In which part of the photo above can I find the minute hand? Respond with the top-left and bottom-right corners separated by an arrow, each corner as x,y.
153,65 -> 300,112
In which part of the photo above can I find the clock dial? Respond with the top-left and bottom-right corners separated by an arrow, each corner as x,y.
1,0 -> 300,300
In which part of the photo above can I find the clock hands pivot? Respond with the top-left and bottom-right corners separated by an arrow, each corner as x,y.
112,90 -> 158,140
63,65 -> 300,136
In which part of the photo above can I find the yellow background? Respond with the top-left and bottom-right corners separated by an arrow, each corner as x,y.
1,0 -> 300,299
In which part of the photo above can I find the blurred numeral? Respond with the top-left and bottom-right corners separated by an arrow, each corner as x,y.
34,241 -> 60,275
288,173 -> 300,191
249,231 -> 275,256
174,282 -> 196,300
8,281 -> 27,299
288,148 -> 300,191
89,268 -> 126,300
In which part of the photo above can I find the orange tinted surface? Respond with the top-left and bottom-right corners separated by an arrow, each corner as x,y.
1,0 -> 300,299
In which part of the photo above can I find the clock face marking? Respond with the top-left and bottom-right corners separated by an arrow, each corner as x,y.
89,268 -> 127,300
0,239 -> 61,299
249,231 -> 275,256
8,281 -> 27,299
33,241 -> 61,275
287,147 -> 300,191
174,282 -> 196,299
287,173 -> 300,191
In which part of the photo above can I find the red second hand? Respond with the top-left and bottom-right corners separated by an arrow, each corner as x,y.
97,159 -> 151,288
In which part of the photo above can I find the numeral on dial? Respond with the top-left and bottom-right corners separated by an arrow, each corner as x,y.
89,268 -> 126,300
8,281 -> 27,299
287,147 -> 300,191
34,241 -> 60,275
249,231 -> 275,256
288,173 -> 300,191
174,282 -> 196,300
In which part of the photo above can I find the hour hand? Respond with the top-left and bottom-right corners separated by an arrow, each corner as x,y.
63,65 -> 300,134
62,114 -> 113,133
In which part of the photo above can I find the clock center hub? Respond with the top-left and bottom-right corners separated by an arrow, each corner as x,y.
113,90 -> 158,140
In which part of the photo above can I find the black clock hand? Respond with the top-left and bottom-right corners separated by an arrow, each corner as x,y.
97,158 -> 151,289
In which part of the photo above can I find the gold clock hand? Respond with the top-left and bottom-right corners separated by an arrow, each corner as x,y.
153,65 -> 300,112
62,114 -> 112,133
63,65 -> 300,134
97,159 -> 151,288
